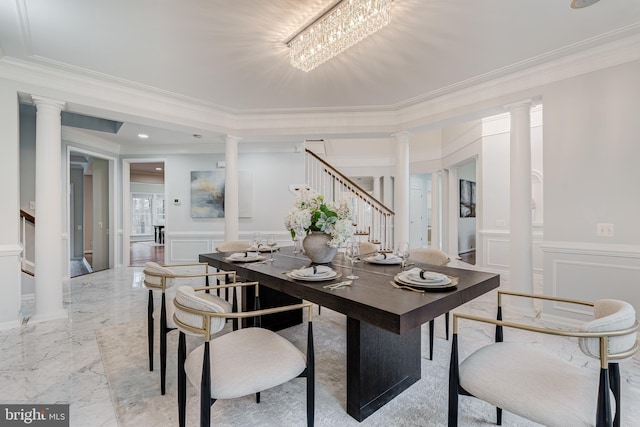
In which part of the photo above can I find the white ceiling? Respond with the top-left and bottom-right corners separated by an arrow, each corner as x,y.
1,0 -> 640,143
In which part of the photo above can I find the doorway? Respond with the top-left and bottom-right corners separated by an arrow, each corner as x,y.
127,161 -> 166,266
68,150 -> 115,277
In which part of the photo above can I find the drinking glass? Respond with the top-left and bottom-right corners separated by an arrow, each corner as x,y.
292,237 -> 301,254
345,241 -> 360,279
396,242 -> 410,271
266,234 -> 277,261
251,232 -> 262,250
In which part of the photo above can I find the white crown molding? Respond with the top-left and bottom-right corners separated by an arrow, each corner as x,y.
1,29 -> 639,140
396,30 -> 640,132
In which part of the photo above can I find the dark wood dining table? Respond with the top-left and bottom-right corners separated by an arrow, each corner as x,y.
199,247 -> 499,422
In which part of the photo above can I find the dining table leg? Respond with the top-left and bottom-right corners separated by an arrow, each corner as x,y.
346,317 -> 421,421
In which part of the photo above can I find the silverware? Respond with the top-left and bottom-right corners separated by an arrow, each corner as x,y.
323,280 -> 352,290
389,280 -> 424,293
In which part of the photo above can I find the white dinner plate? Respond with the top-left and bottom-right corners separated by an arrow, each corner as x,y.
396,272 -> 454,288
287,270 -> 341,281
364,256 -> 403,265
406,271 -> 448,283
224,254 -> 264,262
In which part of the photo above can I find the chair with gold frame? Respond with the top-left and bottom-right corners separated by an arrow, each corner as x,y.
409,247 -> 451,360
449,291 -> 639,427
143,262 -> 236,395
173,281 -> 315,427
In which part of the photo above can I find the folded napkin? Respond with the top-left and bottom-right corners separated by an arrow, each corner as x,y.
229,251 -> 259,260
372,253 -> 400,261
406,267 -> 443,281
295,265 -> 333,277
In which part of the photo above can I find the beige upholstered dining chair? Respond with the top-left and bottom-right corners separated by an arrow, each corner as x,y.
359,241 -> 378,257
215,240 -> 251,252
143,262 -> 235,395
173,282 -> 315,427
409,248 -> 451,360
449,291 -> 639,427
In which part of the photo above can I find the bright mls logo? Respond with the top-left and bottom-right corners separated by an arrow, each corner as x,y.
1,404 -> 69,426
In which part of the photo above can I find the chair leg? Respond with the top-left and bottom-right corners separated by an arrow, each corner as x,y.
609,363 -> 621,427
147,290 -> 154,372
448,334 -> 459,426
596,367 -> 612,427
497,407 -> 502,425
200,343 -> 211,427
160,293 -> 168,395
178,332 -> 187,427
429,319 -> 435,360
256,392 -> 260,403
445,312 -> 450,340
307,321 -> 315,427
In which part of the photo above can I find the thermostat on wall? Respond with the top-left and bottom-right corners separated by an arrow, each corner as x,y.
173,198 -> 181,206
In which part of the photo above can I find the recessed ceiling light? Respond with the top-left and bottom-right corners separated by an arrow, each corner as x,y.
155,167 -> 162,171
138,133 -> 149,139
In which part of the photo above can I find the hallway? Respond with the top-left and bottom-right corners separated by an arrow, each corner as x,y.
130,241 -> 164,266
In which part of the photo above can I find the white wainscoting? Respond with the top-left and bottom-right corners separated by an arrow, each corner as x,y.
165,231 -> 292,264
479,229 -> 544,273
541,241 -> 640,323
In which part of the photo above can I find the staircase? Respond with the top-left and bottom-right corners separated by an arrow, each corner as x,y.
305,149 -> 394,250
20,209 -> 35,276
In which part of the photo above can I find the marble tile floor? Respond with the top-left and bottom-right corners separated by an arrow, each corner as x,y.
1,267 -> 639,426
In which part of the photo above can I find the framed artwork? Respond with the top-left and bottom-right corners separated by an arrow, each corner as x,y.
459,179 -> 476,218
190,170 -> 253,218
191,171 -> 225,218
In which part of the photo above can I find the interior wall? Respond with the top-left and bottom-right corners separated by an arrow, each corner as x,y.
91,158 -> 109,271
69,167 -> 84,259
541,58 -> 640,317
142,150 -> 304,262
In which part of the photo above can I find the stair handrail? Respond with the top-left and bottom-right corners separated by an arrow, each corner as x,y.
305,149 -> 394,216
20,209 -> 36,275
305,149 -> 394,249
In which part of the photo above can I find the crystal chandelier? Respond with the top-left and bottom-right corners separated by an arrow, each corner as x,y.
287,0 -> 392,72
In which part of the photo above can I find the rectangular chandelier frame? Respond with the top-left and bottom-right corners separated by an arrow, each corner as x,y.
287,0 -> 392,72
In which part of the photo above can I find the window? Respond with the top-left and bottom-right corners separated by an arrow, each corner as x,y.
131,193 -> 164,236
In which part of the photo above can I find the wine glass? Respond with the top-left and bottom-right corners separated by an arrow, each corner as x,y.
266,234 -> 278,261
251,232 -> 262,251
396,242 -> 410,271
345,241 -> 360,279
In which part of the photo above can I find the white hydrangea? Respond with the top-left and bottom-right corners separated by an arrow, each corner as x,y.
284,188 -> 354,247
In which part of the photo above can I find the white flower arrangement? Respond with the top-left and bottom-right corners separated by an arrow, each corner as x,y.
284,188 -> 354,248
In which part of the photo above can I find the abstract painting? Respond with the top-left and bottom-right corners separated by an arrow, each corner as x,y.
191,171 -> 225,218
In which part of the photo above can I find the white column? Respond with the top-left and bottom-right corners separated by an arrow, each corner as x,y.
224,135 -> 241,241
0,82 -> 22,328
506,100 -> 534,311
441,169 -> 450,254
447,167 -> 459,259
393,132 -> 410,247
430,171 -> 441,249
31,96 -> 67,323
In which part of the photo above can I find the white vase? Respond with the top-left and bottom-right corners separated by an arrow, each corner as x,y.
302,232 -> 337,264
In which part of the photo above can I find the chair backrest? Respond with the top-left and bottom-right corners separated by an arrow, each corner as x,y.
173,286 -> 230,338
409,248 -> 450,266
143,261 -> 175,291
359,241 -> 378,256
579,299 -> 638,360
216,241 -> 251,252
